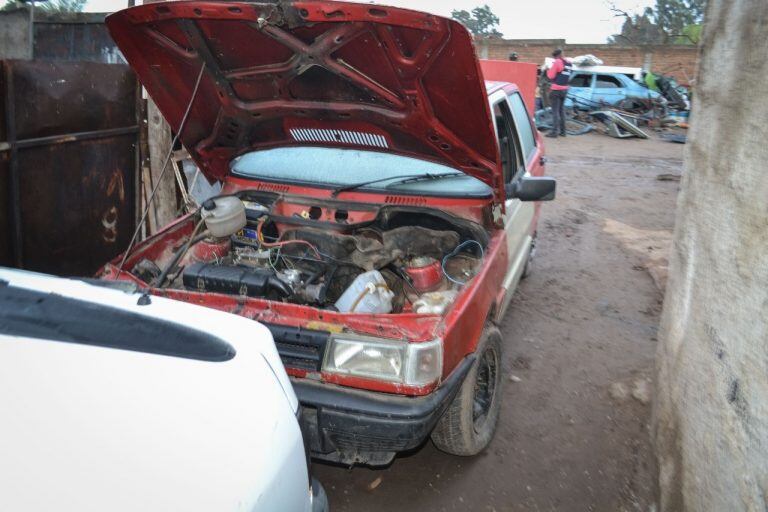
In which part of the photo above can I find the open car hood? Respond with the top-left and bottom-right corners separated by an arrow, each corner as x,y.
106,1 -> 503,198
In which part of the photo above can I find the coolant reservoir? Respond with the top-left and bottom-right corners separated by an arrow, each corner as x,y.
201,197 -> 246,238
335,270 -> 394,314
412,290 -> 459,315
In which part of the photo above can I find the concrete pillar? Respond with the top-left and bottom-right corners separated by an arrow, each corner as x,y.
643,51 -> 653,72
653,1 -> 768,510
478,38 -> 489,60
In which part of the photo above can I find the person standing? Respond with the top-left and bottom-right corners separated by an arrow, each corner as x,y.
546,48 -> 571,138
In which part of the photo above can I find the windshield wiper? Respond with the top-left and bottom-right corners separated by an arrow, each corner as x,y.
331,172 -> 463,197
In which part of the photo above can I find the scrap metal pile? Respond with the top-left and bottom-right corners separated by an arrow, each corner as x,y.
535,55 -> 691,140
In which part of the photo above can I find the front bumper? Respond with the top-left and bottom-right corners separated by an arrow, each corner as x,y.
293,354 -> 475,466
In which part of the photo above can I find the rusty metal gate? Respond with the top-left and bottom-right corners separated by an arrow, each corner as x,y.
0,60 -> 139,276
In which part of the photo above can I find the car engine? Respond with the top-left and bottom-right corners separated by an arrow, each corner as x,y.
133,193 -> 488,315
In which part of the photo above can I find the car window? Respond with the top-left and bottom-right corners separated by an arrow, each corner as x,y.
492,99 -> 522,183
507,93 -> 537,164
569,73 -> 592,88
231,147 -> 492,198
595,75 -> 623,88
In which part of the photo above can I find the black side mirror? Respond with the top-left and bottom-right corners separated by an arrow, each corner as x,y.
505,176 -> 556,201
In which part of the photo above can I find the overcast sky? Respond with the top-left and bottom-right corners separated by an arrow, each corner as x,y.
83,0 -> 655,43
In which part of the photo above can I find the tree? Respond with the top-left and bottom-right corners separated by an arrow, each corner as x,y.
1,0 -> 85,13
655,0 -> 707,39
654,0 -> 768,509
451,5 -> 502,37
608,7 -> 666,44
36,0 -> 86,14
608,0 -> 707,44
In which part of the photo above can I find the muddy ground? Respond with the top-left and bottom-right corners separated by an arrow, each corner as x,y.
314,131 -> 685,511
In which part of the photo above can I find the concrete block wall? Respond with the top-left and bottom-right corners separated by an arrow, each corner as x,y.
477,38 -> 700,84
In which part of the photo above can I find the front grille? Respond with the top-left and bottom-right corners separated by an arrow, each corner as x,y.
263,323 -> 329,371
329,431 -> 411,452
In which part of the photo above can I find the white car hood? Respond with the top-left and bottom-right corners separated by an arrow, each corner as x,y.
0,269 -> 309,512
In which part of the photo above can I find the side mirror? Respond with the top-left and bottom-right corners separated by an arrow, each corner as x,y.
505,176 -> 556,201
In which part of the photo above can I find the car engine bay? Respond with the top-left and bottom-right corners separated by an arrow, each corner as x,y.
129,192 -> 489,316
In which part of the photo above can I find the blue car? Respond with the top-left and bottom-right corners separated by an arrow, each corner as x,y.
564,66 -> 664,110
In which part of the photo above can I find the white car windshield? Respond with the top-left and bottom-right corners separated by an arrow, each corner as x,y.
230,147 -> 492,198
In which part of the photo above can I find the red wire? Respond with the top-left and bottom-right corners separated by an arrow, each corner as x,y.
256,218 -> 322,259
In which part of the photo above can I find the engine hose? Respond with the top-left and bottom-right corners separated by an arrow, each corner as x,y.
154,218 -> 207,288
266,276 -> 292,297
442,240 -> 484,286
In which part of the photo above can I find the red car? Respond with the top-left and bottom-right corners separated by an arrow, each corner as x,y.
102,0 -> 555,466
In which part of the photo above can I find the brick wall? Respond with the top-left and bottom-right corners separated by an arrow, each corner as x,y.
476,38 -> 700,84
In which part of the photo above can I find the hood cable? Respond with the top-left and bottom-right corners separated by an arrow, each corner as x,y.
115,62 -> 206,278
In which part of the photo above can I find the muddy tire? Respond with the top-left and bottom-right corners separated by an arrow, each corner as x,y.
431,325 -> 503,456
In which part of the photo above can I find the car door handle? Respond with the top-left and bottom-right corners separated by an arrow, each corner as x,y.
539,156 -> 548,166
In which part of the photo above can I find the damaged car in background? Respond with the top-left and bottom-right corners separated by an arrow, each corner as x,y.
101,0 -> 555,466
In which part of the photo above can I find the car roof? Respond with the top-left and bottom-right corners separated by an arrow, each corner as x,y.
485,80 -> 518,96
571,65 -> 643,78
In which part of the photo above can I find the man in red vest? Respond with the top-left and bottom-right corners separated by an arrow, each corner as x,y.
546,48 -> 572,138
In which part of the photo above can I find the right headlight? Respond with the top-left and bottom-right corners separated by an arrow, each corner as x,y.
322,334 -> 442,387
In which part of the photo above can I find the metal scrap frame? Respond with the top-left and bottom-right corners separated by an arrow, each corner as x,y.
0,61 -> 141,269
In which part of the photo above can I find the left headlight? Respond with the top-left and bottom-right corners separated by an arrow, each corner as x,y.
322,334 -> 442,387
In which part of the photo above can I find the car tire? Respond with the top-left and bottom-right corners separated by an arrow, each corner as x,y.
431,325 -> 503,456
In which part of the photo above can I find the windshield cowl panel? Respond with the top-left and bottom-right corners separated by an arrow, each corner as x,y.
222,175 -> 492,227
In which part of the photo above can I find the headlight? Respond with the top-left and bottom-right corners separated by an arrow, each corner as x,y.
323,334 -> 442,387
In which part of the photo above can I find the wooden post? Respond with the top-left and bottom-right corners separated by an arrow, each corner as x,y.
146,98 -> 178,233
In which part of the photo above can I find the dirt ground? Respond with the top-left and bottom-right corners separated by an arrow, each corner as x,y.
314,131 -> 686,511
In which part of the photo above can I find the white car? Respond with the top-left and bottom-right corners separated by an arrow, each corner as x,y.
0,268 -> 328,512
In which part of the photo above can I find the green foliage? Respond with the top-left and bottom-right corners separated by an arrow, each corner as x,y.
609,0 -> 707,45
1,0 -> 20,11
451,4 -> 502,37
655,0 -> 706,38
0,0 -> 85,12
675,23 -> 703,44
36,0 -> 86,13
608,7 -> 666,45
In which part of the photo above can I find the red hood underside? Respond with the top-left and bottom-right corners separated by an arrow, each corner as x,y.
106,1 -> 503,198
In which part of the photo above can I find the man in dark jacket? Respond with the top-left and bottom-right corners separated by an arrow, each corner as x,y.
546,48 -> 572,138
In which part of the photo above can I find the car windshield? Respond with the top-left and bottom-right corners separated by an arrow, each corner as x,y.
230,147 -> 492,198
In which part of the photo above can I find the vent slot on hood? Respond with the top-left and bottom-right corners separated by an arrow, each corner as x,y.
289,127 -> 389,148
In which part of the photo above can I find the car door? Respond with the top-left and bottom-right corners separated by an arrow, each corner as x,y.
490,90 -> 536,317
566,72 -> 594,109
592,74 -> 626,107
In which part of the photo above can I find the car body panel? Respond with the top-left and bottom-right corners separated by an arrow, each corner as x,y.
94,79 -> 545,398
96,0 -> 553,467
566,69 -> 662,109
106,0 -> 504,199
0,268 -> 315,512
490,84 -> 544,318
